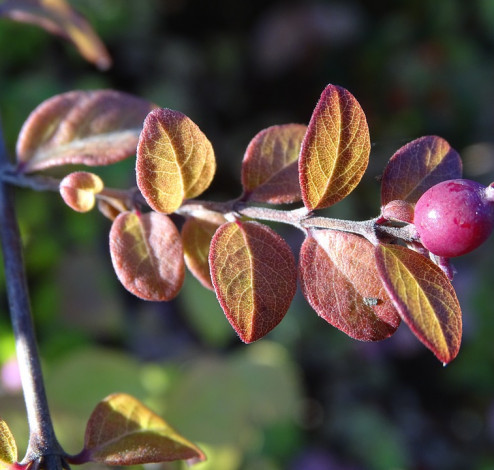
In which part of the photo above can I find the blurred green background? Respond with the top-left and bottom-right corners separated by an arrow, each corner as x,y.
2,1 -> 494,469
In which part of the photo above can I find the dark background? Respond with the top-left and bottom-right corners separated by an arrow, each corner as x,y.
1,1 -> 494,469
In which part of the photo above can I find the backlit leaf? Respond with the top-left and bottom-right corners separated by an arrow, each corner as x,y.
299,84 -> 370,210
59,171 -> 104,212
380,136 -> 462,205
0,419 -> 17,466
182,216 -> 225,290
81,393 -> 205,465
136,108 -> 216,214
241,124 -> 307,203
0,0 -> 112,70
375,244 -> 462,363
299,230 -> 400,341
109,211 -> 184,301
17,90 -> 156,172
209,221 -> 297,343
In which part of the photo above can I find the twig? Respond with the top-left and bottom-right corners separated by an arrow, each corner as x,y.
0,118 -> 65,468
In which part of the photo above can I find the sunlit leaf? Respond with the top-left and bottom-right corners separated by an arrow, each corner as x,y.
0,0 -> 112,70
0,419 -> 17,466
241,124 -> 307,203
209,221 -> 297,343
97,198 -> 128,221
299,84 -> 370,210
79,393 -> 205,465
299,230 -> 400,341
181,216 -> 225,290
16,90 -> 156,172
59,171 -> 104,213
136,108 -> 216,214
109,211 -> 184,301
375,244 -> 462,363
380,135 -> 462,205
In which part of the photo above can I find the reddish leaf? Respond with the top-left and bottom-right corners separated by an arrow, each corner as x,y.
109,211 -> 184,301
80,393 -> 205,466
16,90 -> 156,172
381,136 -> 462,205
241,124 -> 307,203
375,244 -> 462,363
59,171 -> 104,212
209,221 -> 297,343
381,199 -> 414,224
181,216 -> 225,290
0,0 -> 112,70
136,108 -> 216,214
0,419 -> 17,466
299,84 -> 370,210
299,230 -> 400,341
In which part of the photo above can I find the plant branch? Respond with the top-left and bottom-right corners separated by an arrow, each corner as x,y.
2,171 -> 419,245
0,121 -> 65,468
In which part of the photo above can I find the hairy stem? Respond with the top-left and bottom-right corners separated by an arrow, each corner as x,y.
0,122 -> 65,468
2,171 -> 419,245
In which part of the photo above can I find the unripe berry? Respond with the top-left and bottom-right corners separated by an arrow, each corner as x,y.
414,179 -> 494,257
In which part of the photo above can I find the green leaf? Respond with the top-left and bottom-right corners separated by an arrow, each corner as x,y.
109,211 -> 185,301
375,244 -> 462,363
380,135 -> 462,205
136,108 -> 216,214
16,90 -> 156,172
80,393 -> 205,465
299,84 -> 370,210
209,221 -> 297,343
59,171 -> 104,213
299,230 -> 400,341
0,419 -> 17,466
0,0 -> 112,70
241,124 -> 307,203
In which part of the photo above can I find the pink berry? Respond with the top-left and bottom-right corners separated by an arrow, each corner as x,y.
414,179 -> 494,257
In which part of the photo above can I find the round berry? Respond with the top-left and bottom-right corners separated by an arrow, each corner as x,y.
414,179 -> 494,257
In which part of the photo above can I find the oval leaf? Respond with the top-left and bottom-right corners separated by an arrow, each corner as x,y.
375,244 -> 462,363
241,123 -> 307,203
209,221 -> 297,343
136,108 -> 216,214
381,135 -> 463,205
299,230 -> 400,341
299,84 -> 370,210
0,0 -> 112,70
0,419 -> 17,466
109,211 -> 184,301
16,90 -> 156,172
181,216 -> 225,290
81,393 -> 205,465
59,171 -> 104,212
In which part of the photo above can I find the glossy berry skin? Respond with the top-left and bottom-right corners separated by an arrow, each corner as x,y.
414,179 -> 494,257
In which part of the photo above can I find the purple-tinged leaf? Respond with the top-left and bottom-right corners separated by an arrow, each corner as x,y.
299,84 -> 370,210
209,221 -> 297,343
109,211 -> 184,301
77,393 -> 205,466
299,230 -> 400,341
16,90 -> 156,172
0,0 -> 112,70
375,243 -> 462,363
241,124 -> 307,203
381,135 -> 462,205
